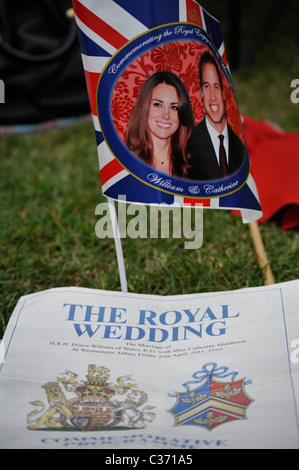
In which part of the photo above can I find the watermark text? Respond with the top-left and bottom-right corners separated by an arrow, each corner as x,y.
290,79 -> 299,104
0,79 -> 4,103
0,340 -> 5,364
290,339 -> 299,364
95,198 -> 203,250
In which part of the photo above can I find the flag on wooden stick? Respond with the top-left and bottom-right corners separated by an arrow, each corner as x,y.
72,0 -> 262,223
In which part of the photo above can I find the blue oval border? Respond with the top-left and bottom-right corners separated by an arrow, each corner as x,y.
97,23 -> 250,199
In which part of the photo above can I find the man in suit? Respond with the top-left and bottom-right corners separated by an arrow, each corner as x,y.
187,51 -> 244,180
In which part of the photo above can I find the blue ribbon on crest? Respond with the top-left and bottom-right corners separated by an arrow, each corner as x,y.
168,362 -> 252,397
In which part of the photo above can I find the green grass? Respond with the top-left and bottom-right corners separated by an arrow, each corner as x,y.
1,1 -> 299,337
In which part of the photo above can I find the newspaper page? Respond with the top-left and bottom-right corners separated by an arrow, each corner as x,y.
0,280 -> 298,449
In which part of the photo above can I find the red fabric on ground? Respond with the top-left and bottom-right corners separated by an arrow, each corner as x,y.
242,115 -> 299,230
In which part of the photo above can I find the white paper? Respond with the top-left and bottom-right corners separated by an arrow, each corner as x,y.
0,281 -> 298,449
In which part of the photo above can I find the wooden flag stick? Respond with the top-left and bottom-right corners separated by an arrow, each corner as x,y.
108,198 -> 128,292
249,220 -> 275,285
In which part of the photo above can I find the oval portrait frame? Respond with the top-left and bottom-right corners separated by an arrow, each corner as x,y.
97,23 -> 250,199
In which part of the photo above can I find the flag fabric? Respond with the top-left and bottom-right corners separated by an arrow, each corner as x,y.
72,0 -> 262,223
241,115 -> 299,230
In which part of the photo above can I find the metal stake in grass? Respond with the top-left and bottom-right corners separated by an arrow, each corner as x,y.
107,198 -> 128,292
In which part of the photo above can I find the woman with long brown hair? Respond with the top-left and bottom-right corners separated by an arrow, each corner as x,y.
125,71 -> 194,178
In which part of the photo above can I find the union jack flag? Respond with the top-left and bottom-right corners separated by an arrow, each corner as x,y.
72,0 -> 262,223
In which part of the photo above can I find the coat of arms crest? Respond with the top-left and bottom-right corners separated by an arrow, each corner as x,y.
26,364 -> 155,431
168,362 -> 254,431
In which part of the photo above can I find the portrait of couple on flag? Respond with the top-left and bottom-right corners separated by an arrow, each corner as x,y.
118,47 -> 245,183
